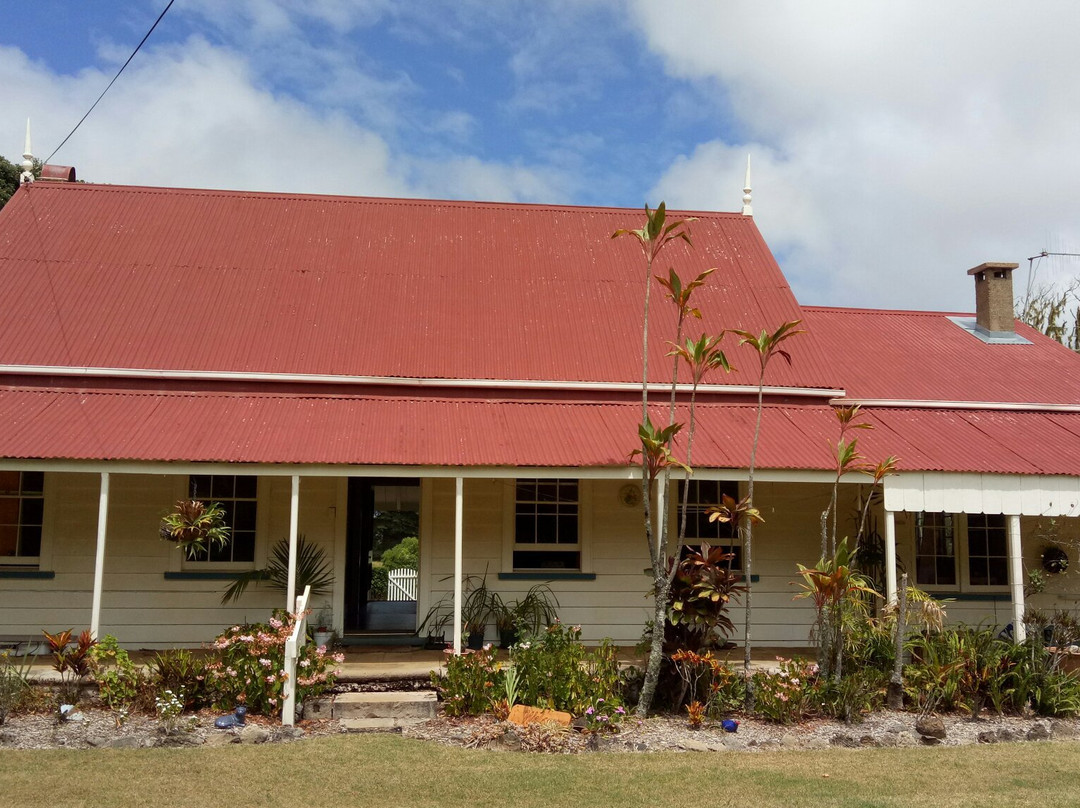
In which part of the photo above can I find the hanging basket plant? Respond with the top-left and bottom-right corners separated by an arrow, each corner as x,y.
159,499 -> 231,559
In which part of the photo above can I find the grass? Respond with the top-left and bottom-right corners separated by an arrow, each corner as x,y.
2,734 -> 1078,808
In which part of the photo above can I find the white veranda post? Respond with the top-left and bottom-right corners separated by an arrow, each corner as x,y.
287,475 -> 299,609
453,476 -> 463,654
90,472 -> 110,639
884,510 -> 897,605
1008,514 -> 1026,643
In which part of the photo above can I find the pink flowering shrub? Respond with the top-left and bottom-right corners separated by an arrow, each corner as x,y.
207,609 -> 344,715
582,697 -> 625,733
432,644 -> 500,717
750,657 -> 819,724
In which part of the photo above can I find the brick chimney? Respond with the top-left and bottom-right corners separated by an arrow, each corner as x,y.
967,262 -> 1018,334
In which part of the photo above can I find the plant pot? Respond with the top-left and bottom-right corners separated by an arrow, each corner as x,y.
498,627 -> 519,649
313,630 -> 333,648
424,633 -> 447,650
466,630 -> 485,651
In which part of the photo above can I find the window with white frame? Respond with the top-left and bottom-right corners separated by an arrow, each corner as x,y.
676,479 -> 742,569
185,474 -> 257,563
914,512 -> 1007,590
0,471 -> 44,567
513,479 -> 580,570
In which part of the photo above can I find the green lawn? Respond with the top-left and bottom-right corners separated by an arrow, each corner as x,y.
2,734 -> 1076,808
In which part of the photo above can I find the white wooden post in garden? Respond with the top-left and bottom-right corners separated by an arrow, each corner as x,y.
282,585 -> 311,727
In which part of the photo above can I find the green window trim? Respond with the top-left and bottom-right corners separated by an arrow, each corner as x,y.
0,569 -> 54,579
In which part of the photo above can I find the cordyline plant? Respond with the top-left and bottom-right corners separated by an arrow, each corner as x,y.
724,320 -> 803,704
615,203 -> 733,715
159,499 -> 231,559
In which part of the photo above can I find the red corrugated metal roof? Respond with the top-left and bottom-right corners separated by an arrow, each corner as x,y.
0,183 -> 832,389
2,386 -> 1079,475
804,306 -> 1080,405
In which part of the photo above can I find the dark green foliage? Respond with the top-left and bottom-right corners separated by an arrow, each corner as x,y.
431,645 -> 499,717
509,623 -> 621,714
150,649 -> 215,711
221,534 -> 334,603
380,536 -> 418,570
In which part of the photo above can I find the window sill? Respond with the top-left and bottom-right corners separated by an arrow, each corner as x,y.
165,571 -> 262,581
499,572 -> 596,581
929,591 -> 1011,602
0,569 -> 54,579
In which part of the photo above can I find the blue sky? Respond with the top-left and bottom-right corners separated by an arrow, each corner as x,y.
4,1 -> 1080,314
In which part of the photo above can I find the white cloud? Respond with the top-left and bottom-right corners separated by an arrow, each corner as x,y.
0,36 -> 567,204
633,0 -> 1080,312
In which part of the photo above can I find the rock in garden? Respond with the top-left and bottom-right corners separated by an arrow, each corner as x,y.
1026,721 -> 1052,742
507,705 -> 572,728
240,724 -> 270,744
859,735 -> 881,747
780,734 -> 800,748
103,736 -> 143,749
204,733 -> 241,747
679,738 -> 712,752
829,734 -> 859,748
1051,721 -> 1080,740
500,728 -> 522,751
883,720 -> 906,734
977,730 -> 1000,744
915,716 -> 947,739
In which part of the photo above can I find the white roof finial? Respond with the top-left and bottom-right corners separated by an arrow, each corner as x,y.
741,153 -> 752,216
20,118 -> 35,185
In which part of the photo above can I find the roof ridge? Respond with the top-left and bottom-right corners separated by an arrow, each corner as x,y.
31,182 -> 747,219
804,304 -> 972,318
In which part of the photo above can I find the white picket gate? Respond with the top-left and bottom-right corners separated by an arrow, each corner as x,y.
387,568 -> 417,601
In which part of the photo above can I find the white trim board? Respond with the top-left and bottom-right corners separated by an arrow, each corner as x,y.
884,472 -> 1080,517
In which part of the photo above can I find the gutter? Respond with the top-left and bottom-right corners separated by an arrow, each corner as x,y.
832,397 -> 1080,413
0,364 -> 845,399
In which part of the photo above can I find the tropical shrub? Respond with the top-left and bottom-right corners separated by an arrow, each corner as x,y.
0,649 -> 32,724
431,645 -> 500,717
208,610 -> 343,715
381,537 -> 419,570
90,636 -> 146,723
582,697 -> 626,732
664,543 -> 744,652
42,628 -> 97,707
816,668 -> 886,723
151,649 -> 215,711
511,622 -> 621,714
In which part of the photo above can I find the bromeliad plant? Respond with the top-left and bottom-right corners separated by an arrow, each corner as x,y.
159,499 -> 231,559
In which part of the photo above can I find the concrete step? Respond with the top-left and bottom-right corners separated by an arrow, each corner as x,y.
340,718 -> 408,733
304,691 -> 438,722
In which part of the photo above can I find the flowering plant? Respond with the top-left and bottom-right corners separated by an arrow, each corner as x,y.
207,609 -> 343,715
751,657 -> 819,724
582,696 -> 625,733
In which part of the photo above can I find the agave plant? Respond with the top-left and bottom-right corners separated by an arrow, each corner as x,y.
220,534 -> 334,604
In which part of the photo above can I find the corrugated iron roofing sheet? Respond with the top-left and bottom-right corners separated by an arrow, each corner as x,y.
0,184 -> 832,389
3,386 -> 1079,475
804,306 -> 1080,406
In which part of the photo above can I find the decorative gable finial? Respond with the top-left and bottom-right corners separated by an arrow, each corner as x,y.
20,118 -> 35,185
741,153 -> 752,216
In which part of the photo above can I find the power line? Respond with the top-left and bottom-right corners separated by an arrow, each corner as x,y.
44,0 -> 176,165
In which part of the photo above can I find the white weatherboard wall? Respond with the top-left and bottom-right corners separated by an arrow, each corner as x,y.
423,477 -> 826,648
0,473 -> 340,648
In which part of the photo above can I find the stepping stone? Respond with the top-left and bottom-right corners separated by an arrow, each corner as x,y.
341,718 -> 407,733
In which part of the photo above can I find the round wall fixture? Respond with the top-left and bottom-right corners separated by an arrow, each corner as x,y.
618,483 -> 643,508
1042,546 -> 1069,574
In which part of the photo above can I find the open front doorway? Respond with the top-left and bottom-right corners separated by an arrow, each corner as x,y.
344,478 -> 421,634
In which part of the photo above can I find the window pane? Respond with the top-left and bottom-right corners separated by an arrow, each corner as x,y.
513,550 -> 580,570
21,497 -> 43,527
987,559 -> 1009,586
936,557 -> 956,586
189,475 -> 211,499
515,514 -> 535,544
233,501 -> 257,532
234,476 -> 258,499
557,514 -> 577,543
211,476 -> 234,499
969,559 -> 988,586
0,498 -> 18,525
19,525 -> 41,557
0,524 -> 16,555
21,472 -> 44,494
0,471 -> 20,495
231,531 -> 256,563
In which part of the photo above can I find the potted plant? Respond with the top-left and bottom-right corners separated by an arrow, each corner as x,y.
461,574 -> 496,651
159,499 -> 231,559
417,602 -> 452,649
492,584 -> 560,648
312,605 -> 335,648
